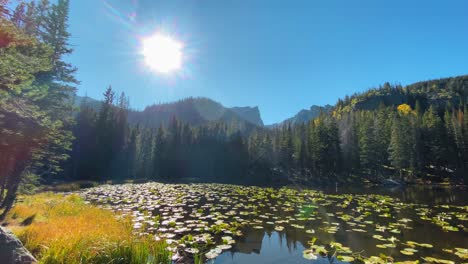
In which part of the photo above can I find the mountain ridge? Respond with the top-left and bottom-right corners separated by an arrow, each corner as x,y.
75,74 -> 468,130
74,96 -> 265,128
268,105 -> 333,127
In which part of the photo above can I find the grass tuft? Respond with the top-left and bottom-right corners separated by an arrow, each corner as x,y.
6,193 -> 171,264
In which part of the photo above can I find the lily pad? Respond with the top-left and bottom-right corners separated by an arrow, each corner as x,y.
422,257 -> 455,264
400,249 -> 414,255
274,226 -> 285,232
337,255 -> 355,262
303,249 -> 317,260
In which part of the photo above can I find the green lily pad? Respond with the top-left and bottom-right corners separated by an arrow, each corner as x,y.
454,248 -> 468,260
400,250 -> 414,256
422,257 -> 455,264
337,255 -> 355,262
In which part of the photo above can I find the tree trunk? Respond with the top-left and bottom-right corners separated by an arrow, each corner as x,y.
0,177 -> 5,206
0,158 -> 29,221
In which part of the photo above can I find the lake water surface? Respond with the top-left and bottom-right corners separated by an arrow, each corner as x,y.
216,185 -> 467,264
81,183 -> 467,263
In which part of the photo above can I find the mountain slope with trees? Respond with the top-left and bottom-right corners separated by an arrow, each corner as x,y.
67,75 -> 468,186
273,75 -> 468,184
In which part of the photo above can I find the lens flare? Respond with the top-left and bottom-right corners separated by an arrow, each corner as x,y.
141,33 -> 183,74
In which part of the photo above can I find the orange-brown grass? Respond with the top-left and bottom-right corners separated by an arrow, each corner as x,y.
6,193 -> 171,264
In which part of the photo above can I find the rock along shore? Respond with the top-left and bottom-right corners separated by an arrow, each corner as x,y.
0,226 -> 36,264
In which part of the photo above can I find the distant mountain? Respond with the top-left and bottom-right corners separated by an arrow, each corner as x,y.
74,96 -> 264,129
74,95 -> 102,111
230,106 -> 263,126
269,105 -> 333,127
74,75 -> 468,133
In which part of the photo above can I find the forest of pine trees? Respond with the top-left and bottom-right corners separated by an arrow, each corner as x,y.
68,81 -> 468,186
70,87 -> 251,184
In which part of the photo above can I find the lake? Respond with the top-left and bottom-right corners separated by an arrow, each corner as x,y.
80,183 -> 468,263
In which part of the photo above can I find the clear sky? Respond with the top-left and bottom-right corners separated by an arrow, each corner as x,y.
68,0 -> 468,125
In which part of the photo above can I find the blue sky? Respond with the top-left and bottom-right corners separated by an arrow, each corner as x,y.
68,0 -> 468,125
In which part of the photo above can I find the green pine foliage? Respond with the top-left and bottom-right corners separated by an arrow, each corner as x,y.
0,0 -> 76,218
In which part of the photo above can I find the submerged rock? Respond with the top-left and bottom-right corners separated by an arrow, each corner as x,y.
0,226 -> 36,264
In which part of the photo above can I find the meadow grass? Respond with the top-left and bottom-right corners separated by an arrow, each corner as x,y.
6,193 -> 171,264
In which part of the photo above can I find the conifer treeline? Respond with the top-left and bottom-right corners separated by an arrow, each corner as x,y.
265,79 -> 468,184
70,82 -> 468,185
267,102 -> 468,184
70,87 -> 250,183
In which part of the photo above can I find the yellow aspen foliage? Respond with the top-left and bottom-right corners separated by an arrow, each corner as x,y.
397,104 -> 413,115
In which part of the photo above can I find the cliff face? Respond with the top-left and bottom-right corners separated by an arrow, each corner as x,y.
268,104 -> 333,127
229,106 -> 264,126
0,226 -> 36,264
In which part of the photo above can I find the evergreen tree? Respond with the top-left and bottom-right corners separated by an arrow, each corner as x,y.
422,105 -> 447,172
0,5 -> 76,217
388,105 -> 414,178
357,112 -> 377,175
31,0 -> 76,181
151,126 -> 165,179
279,124 -> 294,169
375,106 -> 392,174
11,2 -> 25,27
70,99 -> 98,180
126,125 -> 139,179
96,86 -> 115,180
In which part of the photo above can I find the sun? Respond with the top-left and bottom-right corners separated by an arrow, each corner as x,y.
141,33 -> 183,74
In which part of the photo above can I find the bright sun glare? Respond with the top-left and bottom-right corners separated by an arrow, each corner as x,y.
142,33 -> 183,74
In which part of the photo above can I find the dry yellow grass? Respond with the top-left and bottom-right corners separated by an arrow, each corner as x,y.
6,193 -> 170,264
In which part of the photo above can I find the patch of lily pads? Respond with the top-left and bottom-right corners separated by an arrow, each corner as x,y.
79,183 -> 467,263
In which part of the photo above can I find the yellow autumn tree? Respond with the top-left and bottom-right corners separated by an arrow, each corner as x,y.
397,104 -> 412,115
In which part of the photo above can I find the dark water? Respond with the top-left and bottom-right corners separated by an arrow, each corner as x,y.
320,185 -> 467,206
215,185 -> 468,264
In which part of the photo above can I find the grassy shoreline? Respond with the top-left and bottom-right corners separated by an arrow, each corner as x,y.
3,193 -> 171,264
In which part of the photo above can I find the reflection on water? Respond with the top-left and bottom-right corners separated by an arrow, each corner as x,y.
216,185 -> 467,264
215,232 -> 309,264
216,231 -> 349,264
321,185 -> 468,206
